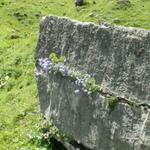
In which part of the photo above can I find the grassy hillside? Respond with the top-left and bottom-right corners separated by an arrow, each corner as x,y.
0,0 -> 150,149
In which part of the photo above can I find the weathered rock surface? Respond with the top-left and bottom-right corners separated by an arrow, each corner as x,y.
35,16 -> 150,150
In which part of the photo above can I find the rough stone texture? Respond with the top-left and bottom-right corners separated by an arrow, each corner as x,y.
35,16 -> 150,150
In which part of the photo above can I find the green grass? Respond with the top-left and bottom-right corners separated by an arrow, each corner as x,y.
0,0 -> 150,149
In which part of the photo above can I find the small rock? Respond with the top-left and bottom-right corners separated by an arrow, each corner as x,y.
75,0 -> 86,7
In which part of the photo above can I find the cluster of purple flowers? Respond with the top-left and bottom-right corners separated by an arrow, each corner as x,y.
37,57 -> 93,95
57,64 -> 68,76
80,75 -> 92,95
38,58 -> 68,76
74,75 -> 91,87
38,58 -> 53,72
68,70 -> 92,95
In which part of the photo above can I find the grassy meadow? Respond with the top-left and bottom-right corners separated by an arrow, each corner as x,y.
0,0 -> 150,149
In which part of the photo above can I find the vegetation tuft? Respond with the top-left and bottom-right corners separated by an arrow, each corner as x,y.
107,96 -> 120,113
29,117 -> 70,150
86,78 -> 101,95
50,53 -> 66,64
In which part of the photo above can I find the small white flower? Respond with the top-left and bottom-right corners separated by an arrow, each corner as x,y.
87,91 -> 91,95
83,89 -> 88,93
74,89 -> 80,93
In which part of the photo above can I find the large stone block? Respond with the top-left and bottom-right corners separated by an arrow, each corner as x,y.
35,16 -> 150,150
